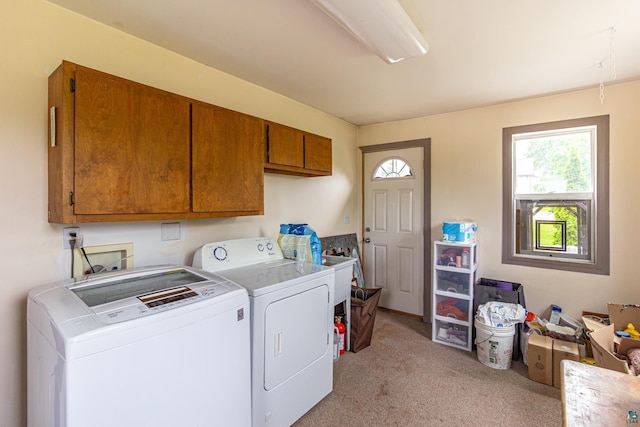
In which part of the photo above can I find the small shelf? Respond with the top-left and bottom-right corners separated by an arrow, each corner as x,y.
432,241 -> 477,351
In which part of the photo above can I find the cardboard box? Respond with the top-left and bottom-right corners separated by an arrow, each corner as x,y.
586,304 -> 640,374
527,334 -> 553,385
581,315 -> 605,358
608,303 -> 640,333
553,339 -> 580,388
442,221 -> 477,243
590,323 -> 640,374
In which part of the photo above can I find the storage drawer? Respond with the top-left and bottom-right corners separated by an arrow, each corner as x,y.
435,294 -> 470,322
435,242 -> 477,268
433,319 -> 470,349
434,269 -> 476,296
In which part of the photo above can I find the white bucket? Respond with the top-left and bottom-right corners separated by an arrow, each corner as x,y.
475,317 -> 515,369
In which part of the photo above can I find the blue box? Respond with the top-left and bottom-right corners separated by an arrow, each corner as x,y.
442,221 -> 477,243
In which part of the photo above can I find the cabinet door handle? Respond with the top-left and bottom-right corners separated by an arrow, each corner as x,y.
50,106 -> 56,147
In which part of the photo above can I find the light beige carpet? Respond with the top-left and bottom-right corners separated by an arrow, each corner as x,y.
294,309 -> 561,426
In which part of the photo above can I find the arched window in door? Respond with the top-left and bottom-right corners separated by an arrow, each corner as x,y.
372,157 -> 414,179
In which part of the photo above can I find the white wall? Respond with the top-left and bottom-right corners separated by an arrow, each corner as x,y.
6,2 -> 640,426
358,79 -> 640,322
0,2 -> 358,425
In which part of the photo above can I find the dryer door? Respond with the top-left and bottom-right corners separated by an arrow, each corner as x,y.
264,284 -> 330,390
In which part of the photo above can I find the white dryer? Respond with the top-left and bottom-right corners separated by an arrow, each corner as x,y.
194,237 -> 335,427
27,265 -> 251,427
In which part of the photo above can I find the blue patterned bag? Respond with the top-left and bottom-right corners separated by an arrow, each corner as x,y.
277,223 -> 322,265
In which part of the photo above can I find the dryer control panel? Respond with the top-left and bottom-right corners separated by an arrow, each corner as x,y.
193,237 -> 284,272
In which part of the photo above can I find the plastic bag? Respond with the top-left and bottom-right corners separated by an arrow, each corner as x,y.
277,224 -> 322,265
476,301 -> 526,327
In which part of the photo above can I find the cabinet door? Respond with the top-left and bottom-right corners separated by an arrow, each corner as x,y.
192,102 -> 264,213
266,122 -> 304,168
265,122 -> 332,176
304,133 -> 332,173
74,66 -> 191,214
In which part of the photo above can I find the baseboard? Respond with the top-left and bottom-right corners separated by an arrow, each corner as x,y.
378,306 -> 424,321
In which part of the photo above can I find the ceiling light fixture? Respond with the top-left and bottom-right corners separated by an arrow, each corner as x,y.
310,0 -> 429,64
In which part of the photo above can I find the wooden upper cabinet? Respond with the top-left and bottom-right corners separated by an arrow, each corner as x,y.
304,133 -> 332,174
48,61 -> 264,223
73,65 -> 191,215
265,122 -> 332,176
266,122 -> 304,168
192,102 -> 264,214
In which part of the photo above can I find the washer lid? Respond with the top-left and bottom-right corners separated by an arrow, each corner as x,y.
71,268 -> 207,307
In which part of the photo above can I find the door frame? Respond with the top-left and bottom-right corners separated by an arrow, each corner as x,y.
360,138 -> 432,322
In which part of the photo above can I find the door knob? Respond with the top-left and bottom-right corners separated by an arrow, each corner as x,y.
364,238 -> 371,243
365,227 -> 371,232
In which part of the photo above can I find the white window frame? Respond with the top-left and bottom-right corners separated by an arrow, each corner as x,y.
372,156 -> 414,179
502,115 -> 610,275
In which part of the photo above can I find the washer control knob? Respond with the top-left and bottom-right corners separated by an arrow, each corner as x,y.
266,242 -> 273,250
213,246 -> 228,261
257,243 -> 264,251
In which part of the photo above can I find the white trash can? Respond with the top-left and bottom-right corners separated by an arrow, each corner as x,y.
475,316 -> 516,369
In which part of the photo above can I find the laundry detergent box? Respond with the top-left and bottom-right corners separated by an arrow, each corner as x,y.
442,220 -> 477,243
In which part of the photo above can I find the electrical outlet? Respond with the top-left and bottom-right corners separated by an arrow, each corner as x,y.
63,227 -> 80,249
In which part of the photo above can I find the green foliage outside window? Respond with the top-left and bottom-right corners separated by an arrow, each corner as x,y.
521,133 -> 590,248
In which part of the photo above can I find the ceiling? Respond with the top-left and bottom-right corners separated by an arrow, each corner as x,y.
48,0 -> 640,126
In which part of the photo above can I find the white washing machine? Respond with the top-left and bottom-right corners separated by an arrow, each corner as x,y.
27,265 -> 251,427
193,237 -> 335,427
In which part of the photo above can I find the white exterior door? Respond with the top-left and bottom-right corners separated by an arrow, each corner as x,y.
363,147 -> 424,316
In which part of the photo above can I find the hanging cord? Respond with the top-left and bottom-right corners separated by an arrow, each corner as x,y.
70,232 -> 96,274
610,26 -> 617,81
69,233 -> 76,278
599,62 -> 605,104
597,26 -> 618,105
80,247 -> 96,274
